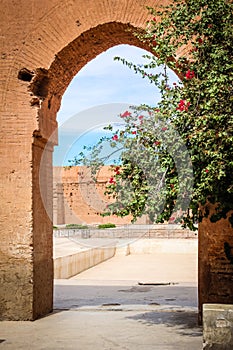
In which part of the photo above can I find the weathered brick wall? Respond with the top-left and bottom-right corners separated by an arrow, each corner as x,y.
198,206 -> 233,323
32,138 -> 54,319
53,166 -> 148,225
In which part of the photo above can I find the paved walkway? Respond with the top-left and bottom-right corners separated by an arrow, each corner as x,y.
0,241 -> 202,349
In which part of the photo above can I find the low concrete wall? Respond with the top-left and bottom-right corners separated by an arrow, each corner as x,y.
54,246 -> 116,279
127,238 -> 198,255
203,304 -> 233,349
54,237 -> 197,279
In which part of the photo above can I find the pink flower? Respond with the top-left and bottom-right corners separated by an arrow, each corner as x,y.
205,169 -> 209,173
114,166 -> 121,175
154,141 -> 161,146
109,177 -> 116,184
161,127 -> 167,131
138,115 -> 144,120
132,131 -> 137,135
177,101 -> 185,111
112,135 -> 118,141
120,111 -> 131,118
185,70 -> 195,79
177,100 -> 190,111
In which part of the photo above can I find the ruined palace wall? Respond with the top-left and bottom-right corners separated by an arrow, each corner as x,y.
53,166 -> 148,225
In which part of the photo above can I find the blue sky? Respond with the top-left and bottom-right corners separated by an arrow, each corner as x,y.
54,44 -> 180,166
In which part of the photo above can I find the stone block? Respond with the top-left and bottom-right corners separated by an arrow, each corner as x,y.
203,304 -> 233,349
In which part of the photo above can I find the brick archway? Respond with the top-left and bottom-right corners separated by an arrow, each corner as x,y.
34,22 -> 154,321
1,0 -> 232,322
0,0 -> 164,320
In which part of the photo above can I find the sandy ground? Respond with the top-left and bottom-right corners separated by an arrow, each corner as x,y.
70,251 -> 198,284
54,247 -> 198,311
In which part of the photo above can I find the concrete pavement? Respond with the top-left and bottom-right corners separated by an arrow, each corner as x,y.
0,239 -> 202,349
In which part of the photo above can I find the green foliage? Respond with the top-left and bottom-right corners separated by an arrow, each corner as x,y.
71,0 -> 233,230
97,223 -> 116,229
65,224 -> 88,229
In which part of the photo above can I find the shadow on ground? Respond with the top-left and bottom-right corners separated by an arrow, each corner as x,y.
126,310 -> 202,337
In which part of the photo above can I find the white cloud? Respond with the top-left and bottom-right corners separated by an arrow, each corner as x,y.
58,103 -> 131,133
76,44 -> 152,78
54,44 -> 180,165
57,44 -> 169,124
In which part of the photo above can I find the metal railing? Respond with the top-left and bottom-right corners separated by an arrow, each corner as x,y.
53,224 -> 197,239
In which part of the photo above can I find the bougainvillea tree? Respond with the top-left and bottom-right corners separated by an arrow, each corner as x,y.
71,0 -> 233,230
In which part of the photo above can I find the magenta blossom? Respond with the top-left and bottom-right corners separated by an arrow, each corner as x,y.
185,70 -> 195,79
154,141 -> 161,146
112,135 -> 118,141
114,166 -> 121,175
120,111 -> 131,118
177,100 -> 190,111
109,177 -> 116,184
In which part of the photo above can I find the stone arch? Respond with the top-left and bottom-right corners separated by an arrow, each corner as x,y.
35,22 -> 154,142
32,22 -> 156,321
0,0 -> 164,320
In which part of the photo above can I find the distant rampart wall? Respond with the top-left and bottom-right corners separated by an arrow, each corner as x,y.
53,166 -> 149,225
